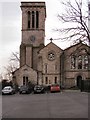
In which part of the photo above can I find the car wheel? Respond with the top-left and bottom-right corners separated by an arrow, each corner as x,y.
11,92 -> 13,95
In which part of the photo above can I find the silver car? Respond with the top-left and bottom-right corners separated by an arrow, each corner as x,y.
2,86 -> 15,95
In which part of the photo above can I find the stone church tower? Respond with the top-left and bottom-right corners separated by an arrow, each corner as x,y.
20,2 -> 46,69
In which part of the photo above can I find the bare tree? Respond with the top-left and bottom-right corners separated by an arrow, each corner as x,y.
4,63 -> 17,80
56,0 -> 90,45
10,52 -> 20,63
3,52 -> 20,80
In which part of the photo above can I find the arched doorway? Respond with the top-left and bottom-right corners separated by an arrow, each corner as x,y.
77,75 -> 82,89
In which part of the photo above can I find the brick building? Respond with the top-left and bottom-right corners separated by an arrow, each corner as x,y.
13,2 -> 90,89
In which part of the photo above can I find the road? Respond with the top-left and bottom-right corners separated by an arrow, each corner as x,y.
2,91 -> 88,118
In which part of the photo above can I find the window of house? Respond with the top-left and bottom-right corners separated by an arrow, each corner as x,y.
28,11 -> 30,28
55,77 -> 57,84
45,77 -> 48,84
36,11 -> 39,28
32,11 -> 35,28
23,76 -> 25,85
71,54 -> 89,70
45,64 -> 47,73
78,55 -> 82,69
77,55 -> 89,69
23,76 -> 28,85
84,55 -> 88,69
71,55 -> 76,69
28,11 -> 39,29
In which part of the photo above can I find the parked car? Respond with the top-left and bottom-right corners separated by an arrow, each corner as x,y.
50,84 -> 60,93
2,86 -> 15,95
34,85 -> 45,94
19,85 -> 32,94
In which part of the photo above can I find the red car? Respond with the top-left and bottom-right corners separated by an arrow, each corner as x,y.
50,84 -> 60,93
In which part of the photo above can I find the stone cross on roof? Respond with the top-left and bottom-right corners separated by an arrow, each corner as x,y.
50,38 -> 53,42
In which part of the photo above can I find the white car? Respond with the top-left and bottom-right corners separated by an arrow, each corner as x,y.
2,86 -> 15,95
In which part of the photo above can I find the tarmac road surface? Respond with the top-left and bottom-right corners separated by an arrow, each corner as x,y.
2,91 -> 88,118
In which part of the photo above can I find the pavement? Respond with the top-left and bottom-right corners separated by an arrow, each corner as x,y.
2,91 -> 88,119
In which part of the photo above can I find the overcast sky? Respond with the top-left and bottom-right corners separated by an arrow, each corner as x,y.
0,0 -> 89,75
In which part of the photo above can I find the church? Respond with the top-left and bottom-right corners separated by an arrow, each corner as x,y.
12,2 -> 90,89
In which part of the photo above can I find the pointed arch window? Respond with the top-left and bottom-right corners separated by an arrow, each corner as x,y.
84,55 -> 89,69
36,11 -> 39,28
32,11 -> 35,28
23,76 -> 28,85
27,11 -> 39,29
78,55 -> 82,69
45,64 -> 47,73
45,77 -> 48,84
55,77 -> 57,84
71,54 -> 89,70
71,55 -> 76,69
28,11 -> 30,28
